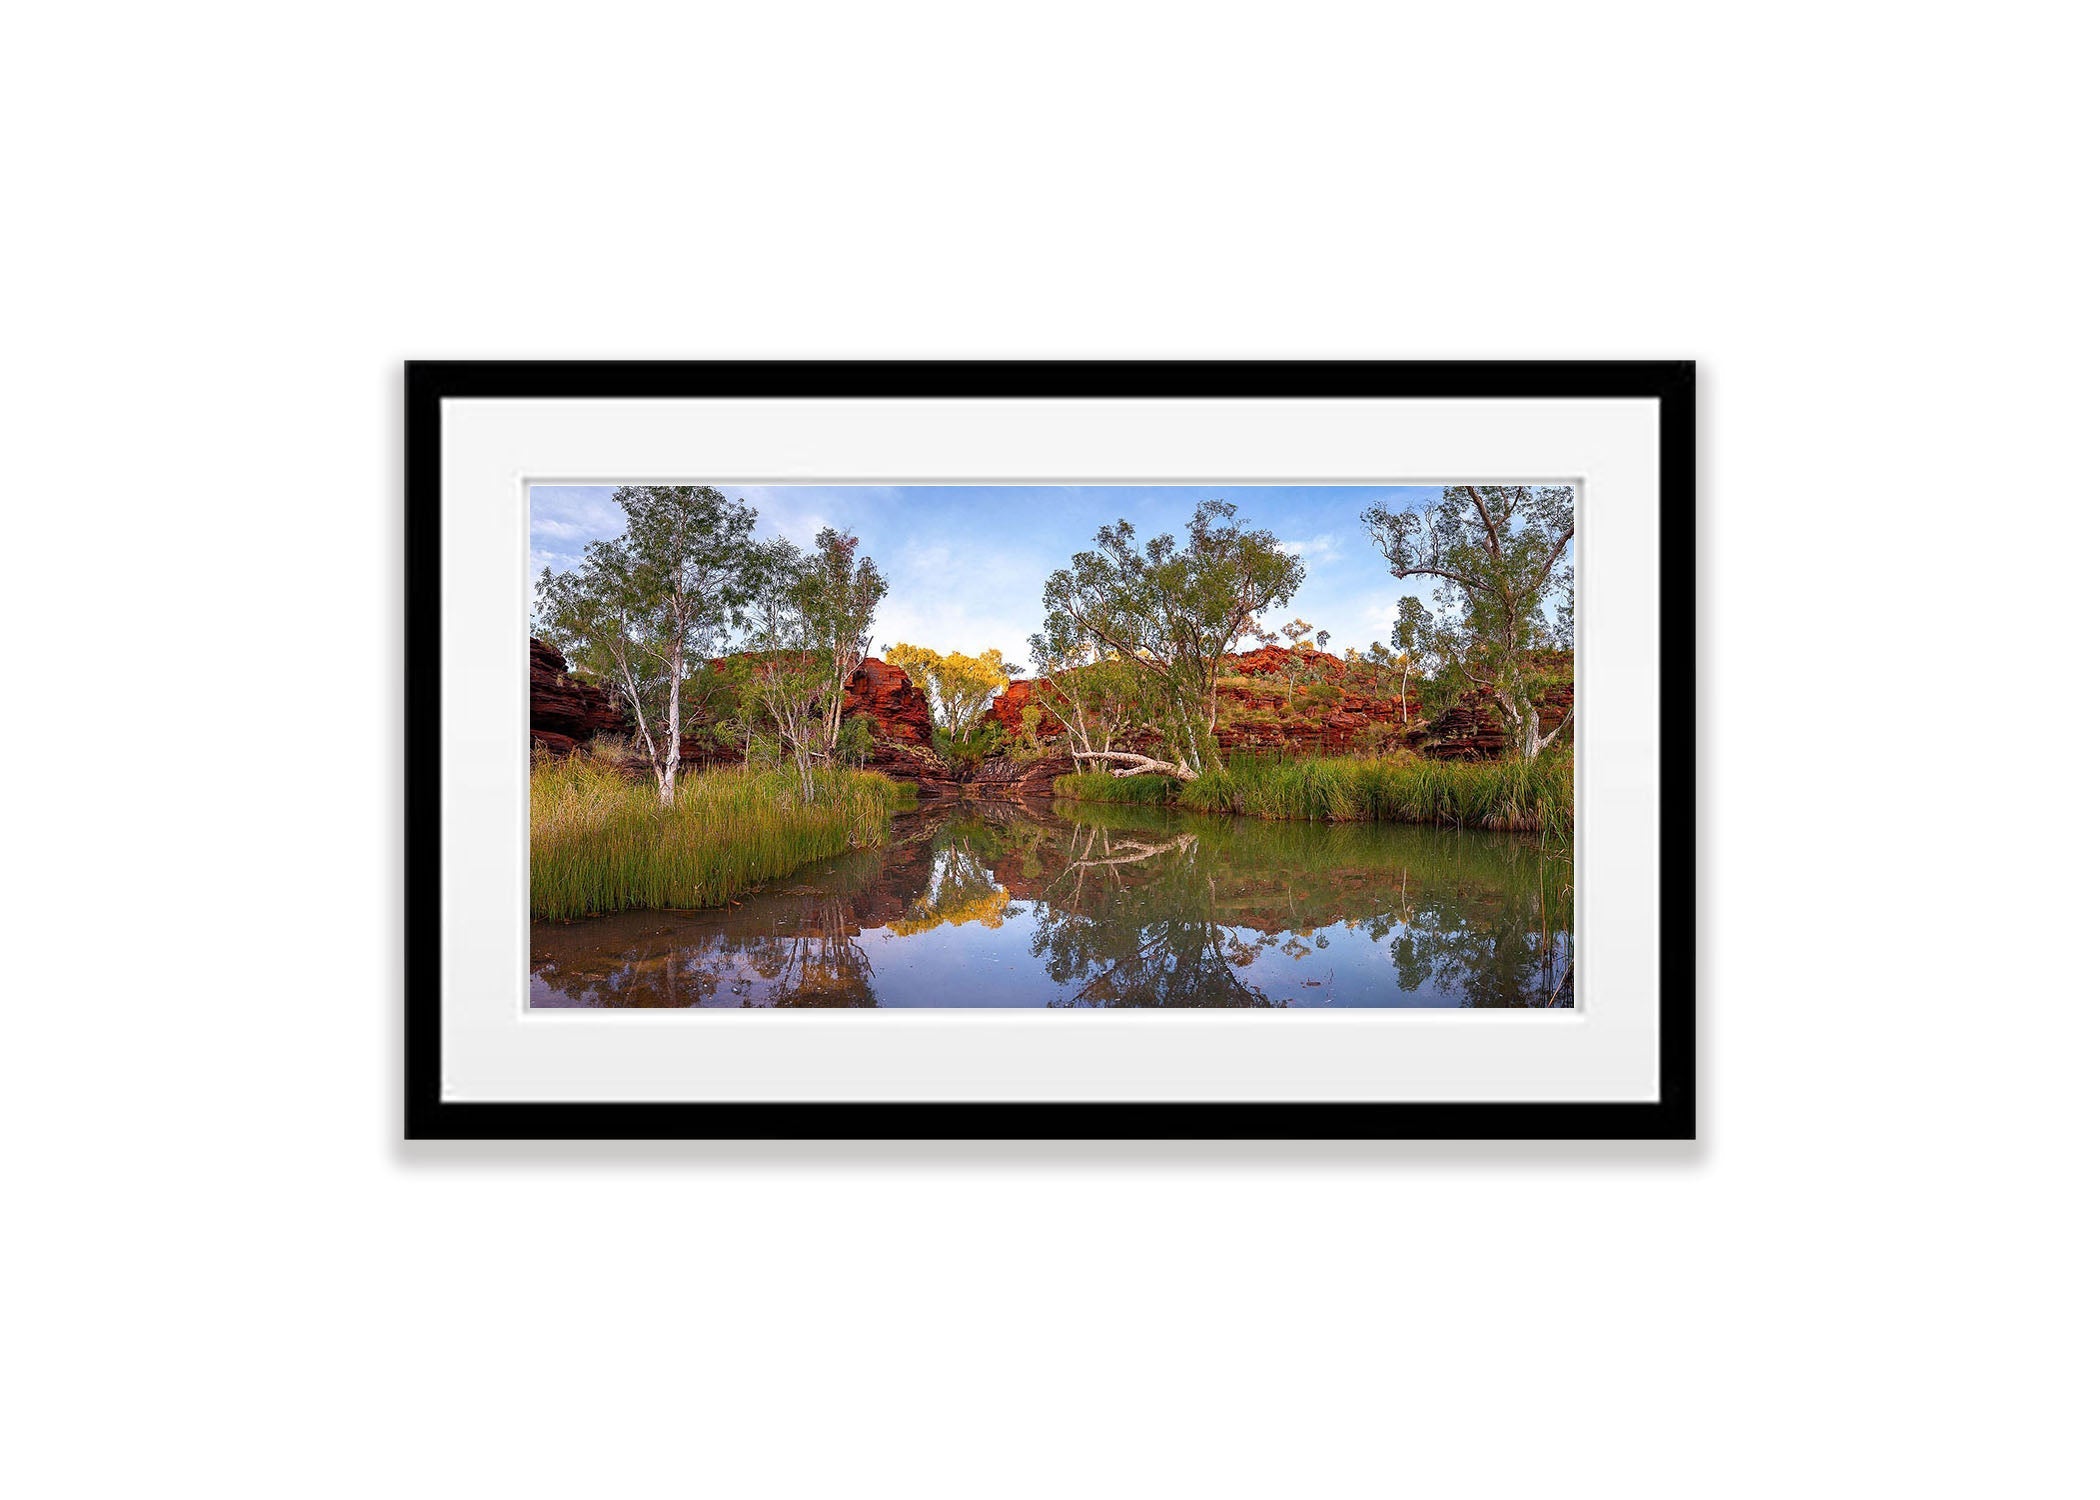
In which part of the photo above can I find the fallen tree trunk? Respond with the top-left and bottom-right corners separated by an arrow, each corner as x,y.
1068,749 -> 1199,781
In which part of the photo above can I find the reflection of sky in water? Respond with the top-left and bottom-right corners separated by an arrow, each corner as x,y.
532,800 -> 1572,1009
841,905 -> 1537,1008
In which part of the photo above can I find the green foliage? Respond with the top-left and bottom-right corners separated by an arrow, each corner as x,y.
1345,640 -> 1400,696
535,490 -> 891,798
1055,751 -> 1571,836
1035,800 -> 1573,1010
1359,722 -> 1403,755
742,537 -> 843,801
887,643 -> 1009,734
584,733 -> 638,762
1363,487 -> 1574,758
530,754 -> 913,920
1039,500 -> 1304,772
796,527 -> 888,752
1050,771 -> 1178,804
534,485 -> 759,792
932,717 -> 1009,770
834,713 -> 876,768
1023,640 -> 1144,767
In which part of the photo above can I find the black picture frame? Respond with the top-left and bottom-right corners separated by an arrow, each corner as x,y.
406,360 -> 1695,1140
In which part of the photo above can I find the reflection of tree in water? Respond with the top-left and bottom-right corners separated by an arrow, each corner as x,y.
724,905 -> 879,1007
1034,821 -> 1283,1006
1036,802 -> 1572,1008
1383,853 -> 1572,1008
888,838 -> 1013,936
531,797 -> 1572,1008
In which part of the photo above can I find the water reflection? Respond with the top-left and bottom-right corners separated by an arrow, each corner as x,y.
530,798 -> 1572,1008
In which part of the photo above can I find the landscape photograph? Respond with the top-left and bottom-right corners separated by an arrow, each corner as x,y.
527,483 -> 1574,1008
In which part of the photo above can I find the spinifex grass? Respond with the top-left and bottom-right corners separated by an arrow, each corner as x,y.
530,754 -> 914,920
1057,752 -> 1571,837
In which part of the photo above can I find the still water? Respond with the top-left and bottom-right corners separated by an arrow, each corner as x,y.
532,798 -> 1572,1008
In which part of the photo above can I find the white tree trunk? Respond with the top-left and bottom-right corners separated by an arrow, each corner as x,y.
1070,750 -> 1198,782
1495,689 -> 1545,760
660,639 -> 683,806
793,742 -> 815,804
1495,686 -> 1541,760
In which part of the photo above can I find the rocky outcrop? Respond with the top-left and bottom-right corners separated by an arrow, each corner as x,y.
963,753 -> 1069,800
984,676 -> 1043,738
843,656 -> 934,749
1414,680 -> 1573,760
1212,651 -> 1422,756
986,646 -> 1427,764
529,639 -> 629,756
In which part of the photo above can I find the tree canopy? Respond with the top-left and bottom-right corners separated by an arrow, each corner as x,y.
534,485 -> 757,804
1362,485 -> 1573,758
1040,500 -> 1303,776
886,644 -> 1009,735
535,489 -> 890,804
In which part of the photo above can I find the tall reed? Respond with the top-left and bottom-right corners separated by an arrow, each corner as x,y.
531,754 -> 914,920
1048,770 -> 1178,804
1058,752 -> 1571,837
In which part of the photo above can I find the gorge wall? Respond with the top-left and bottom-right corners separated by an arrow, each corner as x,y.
530,639 -> 1573,791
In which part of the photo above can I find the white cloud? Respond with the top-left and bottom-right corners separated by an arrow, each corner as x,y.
1278,534 -> 1339,559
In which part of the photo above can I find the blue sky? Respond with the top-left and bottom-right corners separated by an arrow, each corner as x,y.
528,484 -> 1452,671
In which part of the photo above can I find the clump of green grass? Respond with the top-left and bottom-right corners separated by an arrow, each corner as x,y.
1061,752 -> 1572,837
531,754 -> 914,919
1050,769 -> 1178,804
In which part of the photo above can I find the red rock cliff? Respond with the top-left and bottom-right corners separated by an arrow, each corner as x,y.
986,647 -> 1429,762
529,639 -> 628,756
842,655 -> 934,748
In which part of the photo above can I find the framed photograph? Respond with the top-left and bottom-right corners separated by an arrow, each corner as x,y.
406,361 -> 1693,1139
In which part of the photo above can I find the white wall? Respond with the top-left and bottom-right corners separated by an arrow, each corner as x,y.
7,4 -> 2092,1497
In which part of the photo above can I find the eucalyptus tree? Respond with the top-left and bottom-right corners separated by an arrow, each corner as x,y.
1362,486 -> 1574,759
534,485 -> 757,806
1026,624 -> 1141,774
885,644 -> 1010,737
743,537 -> 839,804
1039,500 -> 1304,779
799,528 -> 889,755
1388,596 -> 1434,724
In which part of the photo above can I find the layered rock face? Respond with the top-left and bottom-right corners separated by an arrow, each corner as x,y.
529,639 -> 629,757
962,753 -> 1068,800
1412,680 -> 1573,760
1212,646 -> 1422,758
832,655 -> 963,790
984,647 -> 1431,766
843,655 -> 934,749
983,676 -> 1042,738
